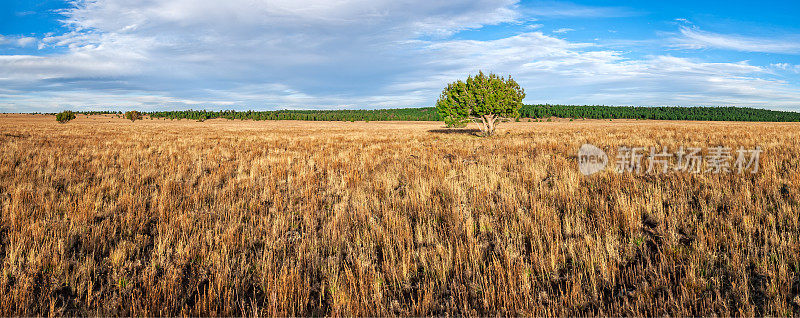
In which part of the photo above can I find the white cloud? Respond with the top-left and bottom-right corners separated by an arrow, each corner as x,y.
673,26 -> 800,54
522,2 -> 638,18
1,0 -> 800,111
552,28 -> 574,34
771,63 -> 800,73
399,33 -> 800,109
0,35 -> 38,47
16,37 -> 37,47
2,0 -> 522,110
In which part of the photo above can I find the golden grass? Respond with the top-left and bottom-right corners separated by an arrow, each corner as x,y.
0,113 -> 799,316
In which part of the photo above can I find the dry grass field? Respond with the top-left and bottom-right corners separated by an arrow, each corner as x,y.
1,114 -> 799,316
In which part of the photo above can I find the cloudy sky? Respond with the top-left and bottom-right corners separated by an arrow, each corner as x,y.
2,0 -> 800,112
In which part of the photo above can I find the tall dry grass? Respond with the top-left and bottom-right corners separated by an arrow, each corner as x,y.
0,114 -> 798,316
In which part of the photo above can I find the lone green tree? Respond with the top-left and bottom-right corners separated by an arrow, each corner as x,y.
125,111 -> 142,122
435,71 -> 525,136
56,110 -> 76,124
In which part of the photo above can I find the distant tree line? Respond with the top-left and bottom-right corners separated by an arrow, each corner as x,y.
146,108 -> 440,121
50,105 -> 800,122
518,105 -> 800,122
81,110 -> 122,115
36,110 -> 121,115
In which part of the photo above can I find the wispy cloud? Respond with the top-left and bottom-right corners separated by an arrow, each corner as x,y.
552,28 -> 574,34
522,2 -> 640,18
772,63 -> 800,73
0,35 -> 38,47
1,0 -> 799,111
411,34 -> 800,108
673,26 -> 800,54
1,0 -> 523,111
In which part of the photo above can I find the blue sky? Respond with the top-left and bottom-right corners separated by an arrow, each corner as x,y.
2,0 -> 800,112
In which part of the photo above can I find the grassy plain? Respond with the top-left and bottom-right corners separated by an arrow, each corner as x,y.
0,114 -> 799,316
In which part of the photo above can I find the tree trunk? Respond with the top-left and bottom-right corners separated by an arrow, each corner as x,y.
481,114 -> 497,136
473,114 -> 500,136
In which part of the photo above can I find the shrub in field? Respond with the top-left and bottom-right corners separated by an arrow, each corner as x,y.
56,110 -> 76,123
436,71 -> 525,136
125,111 -> 142,122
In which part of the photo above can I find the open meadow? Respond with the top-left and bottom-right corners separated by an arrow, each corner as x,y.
0,114 -> 799,316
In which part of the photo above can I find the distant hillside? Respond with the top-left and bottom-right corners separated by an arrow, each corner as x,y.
77,105 -> 800,122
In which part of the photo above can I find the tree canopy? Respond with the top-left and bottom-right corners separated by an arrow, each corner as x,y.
436,71 -> 525,136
